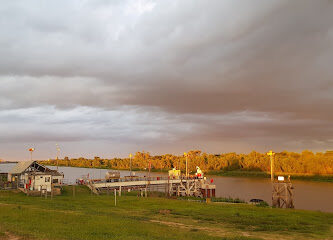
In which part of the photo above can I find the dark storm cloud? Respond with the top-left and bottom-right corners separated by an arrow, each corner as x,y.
0,0 -> 333,159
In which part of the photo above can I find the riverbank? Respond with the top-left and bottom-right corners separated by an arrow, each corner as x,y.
0,186 -> 333,240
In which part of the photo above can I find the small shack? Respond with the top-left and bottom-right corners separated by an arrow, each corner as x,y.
8,161 -> 63,195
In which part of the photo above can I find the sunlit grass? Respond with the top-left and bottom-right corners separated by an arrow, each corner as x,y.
0,186 -> 332,240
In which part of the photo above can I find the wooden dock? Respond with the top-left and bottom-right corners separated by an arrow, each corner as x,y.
86,176 -> 216,197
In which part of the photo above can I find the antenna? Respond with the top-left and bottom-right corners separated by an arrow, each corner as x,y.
56,144 -> 61,171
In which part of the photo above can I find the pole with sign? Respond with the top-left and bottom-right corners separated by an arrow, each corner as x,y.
267,150 -> 275,182
29,148 -> 35,161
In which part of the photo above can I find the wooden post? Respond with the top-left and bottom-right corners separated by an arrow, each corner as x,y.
51,184 -> 53,200
186,181 -> 189,196
114,189 -> 117,206
167,177 -> 170,197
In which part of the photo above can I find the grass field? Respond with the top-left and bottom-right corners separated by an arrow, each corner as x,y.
0,186 -> 332,240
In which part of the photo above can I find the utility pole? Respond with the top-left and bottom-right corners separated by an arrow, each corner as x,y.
56,144 -> 60,171
267,150 -> 275,182
129,153 -> 132,177
148,161 -> 151,178
184,152 -> 188,178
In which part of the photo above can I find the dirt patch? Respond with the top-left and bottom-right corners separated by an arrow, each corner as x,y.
150,219 -> 230,237
0,232 -> 21,240
159,209 -> 171,214
0,203 -> 13,206
0,202 -> 79,215
150,219 -> 309,240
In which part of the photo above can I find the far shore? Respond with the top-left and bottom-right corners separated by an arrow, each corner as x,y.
39,162 -> 333,183
2,161 -> 332,182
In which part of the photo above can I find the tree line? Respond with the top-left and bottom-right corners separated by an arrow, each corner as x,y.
40,150 -> 333,175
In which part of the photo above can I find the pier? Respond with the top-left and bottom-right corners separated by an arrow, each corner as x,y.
86,176 -> 216,198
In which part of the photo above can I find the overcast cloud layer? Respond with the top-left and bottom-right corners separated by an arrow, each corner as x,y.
1,0 -> 333,161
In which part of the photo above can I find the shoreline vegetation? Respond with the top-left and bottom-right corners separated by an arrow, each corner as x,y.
0,186 -> 332,240
39,150 -> 333,182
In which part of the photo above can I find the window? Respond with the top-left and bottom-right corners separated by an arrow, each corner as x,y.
52,179 -> 58,184
45,177 -> 50,182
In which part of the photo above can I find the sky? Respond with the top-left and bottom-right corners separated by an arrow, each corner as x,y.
1,0 -> 333,161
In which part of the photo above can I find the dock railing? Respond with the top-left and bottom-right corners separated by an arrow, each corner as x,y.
87,176 -> 201,184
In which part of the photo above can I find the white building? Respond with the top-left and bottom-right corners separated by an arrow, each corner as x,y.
8,161 -> 63,193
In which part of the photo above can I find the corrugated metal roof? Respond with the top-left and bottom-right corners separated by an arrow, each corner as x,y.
0,163 -> 16,173
9,161 -> 35,174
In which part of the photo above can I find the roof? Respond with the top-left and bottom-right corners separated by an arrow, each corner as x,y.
9,161 -> 55,175
9,161 -> 35,174
0,163 -> 16,173
29,170 -> 63,177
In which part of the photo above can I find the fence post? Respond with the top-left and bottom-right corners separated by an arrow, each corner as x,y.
51,184 -> 53,200
114,189 -> 117,206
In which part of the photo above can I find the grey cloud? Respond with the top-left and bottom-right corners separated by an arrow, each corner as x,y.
0,0 -> 333,160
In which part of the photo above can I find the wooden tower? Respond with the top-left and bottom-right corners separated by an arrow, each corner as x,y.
267,150 -> 294,209
272,179 -> 294,208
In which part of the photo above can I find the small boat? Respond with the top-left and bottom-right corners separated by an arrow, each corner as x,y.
105,171 -> 120,180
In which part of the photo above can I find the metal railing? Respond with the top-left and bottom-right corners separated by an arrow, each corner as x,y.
87,176 -> 204,184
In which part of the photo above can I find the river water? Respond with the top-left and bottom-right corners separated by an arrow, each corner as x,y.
1,163 -> 332,212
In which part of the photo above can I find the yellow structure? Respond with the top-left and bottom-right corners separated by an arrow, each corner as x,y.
168,168 -> 181,179
267,150 -> 275,182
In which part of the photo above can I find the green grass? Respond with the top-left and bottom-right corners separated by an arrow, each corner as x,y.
0,186 -> 332,240
211,197 -> 246,203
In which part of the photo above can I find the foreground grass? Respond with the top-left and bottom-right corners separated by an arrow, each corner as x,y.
0,187 -> 332,240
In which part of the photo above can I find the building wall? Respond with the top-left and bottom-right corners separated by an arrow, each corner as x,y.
33,175 -> 52,191
52,175 -> 63,185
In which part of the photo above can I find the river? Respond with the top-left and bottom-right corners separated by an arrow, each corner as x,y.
1,163 -> 332,212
